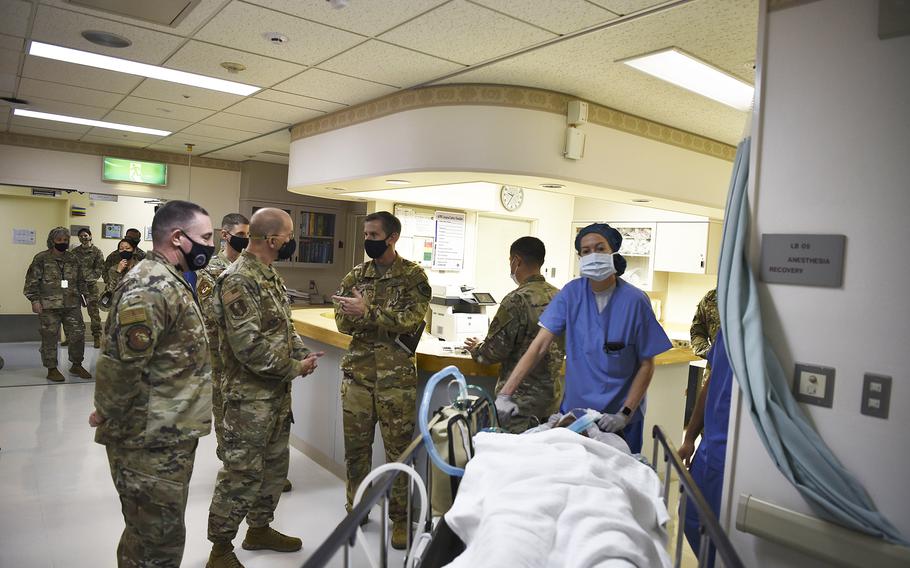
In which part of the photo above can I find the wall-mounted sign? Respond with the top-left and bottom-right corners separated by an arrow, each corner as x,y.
13,228 -> 36,245
102,156 -> 167,186
102,223 -> 123,239
760,234 -> 846,287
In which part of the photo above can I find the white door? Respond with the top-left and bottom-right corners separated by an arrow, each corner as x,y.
475,215 -> 534,315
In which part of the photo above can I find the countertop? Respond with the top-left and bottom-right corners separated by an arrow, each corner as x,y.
291,307 -> 700,374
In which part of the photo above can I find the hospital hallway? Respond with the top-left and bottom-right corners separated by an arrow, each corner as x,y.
0,342 -> 404,568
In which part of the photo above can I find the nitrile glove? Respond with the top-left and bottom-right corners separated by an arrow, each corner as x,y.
596,412 -> 629,433
495,394 -> 519,425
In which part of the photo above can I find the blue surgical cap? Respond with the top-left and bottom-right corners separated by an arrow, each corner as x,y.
575,223 -> 622,253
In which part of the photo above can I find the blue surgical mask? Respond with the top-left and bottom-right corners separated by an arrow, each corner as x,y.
579,252 -> 617,281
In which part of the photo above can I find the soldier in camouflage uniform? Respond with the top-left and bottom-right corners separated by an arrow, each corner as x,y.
72,227 -> 105,348
690,288 -> 720,383
197,213 -> 249,463
332,211 -> 431,550
465,237 -> 565,434
23,227 -> 92,382
206,208 -> 321,568
89,201 -> 215,568
102,227 -> 146,285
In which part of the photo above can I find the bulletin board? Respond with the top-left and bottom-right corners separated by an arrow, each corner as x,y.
393,204 -> 466,271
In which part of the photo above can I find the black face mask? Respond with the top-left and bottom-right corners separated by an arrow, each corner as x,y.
277,237 -> 297,261
119,250 -> 134,261
364,238 -> 389,259
179,231 -> 215,271
228,233 -> 249,253
125,237 -> 141,248
53,242 -> 69,252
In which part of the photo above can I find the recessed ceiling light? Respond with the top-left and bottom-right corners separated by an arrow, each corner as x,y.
13,108 -> 171,136
29,41 -> 260,96
540,183 -> 565,189
81,30 -> 131,48
263,32 -> 289,45
632,198 -> 652,203
220,61 -> 246,74
386,179 -> 410,185
621,48 -> 754,111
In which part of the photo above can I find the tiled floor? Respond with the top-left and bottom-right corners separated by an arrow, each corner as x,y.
0,342 -> 401,568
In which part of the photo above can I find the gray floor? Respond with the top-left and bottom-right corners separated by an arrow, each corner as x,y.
0,341 -> 404,568
0,341 -> 98,387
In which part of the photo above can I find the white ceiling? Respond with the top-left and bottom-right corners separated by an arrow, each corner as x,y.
0,0 -> 756,165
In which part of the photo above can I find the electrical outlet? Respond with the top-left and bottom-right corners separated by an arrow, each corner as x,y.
793,363 -> 835,408
861,374 -> 891,419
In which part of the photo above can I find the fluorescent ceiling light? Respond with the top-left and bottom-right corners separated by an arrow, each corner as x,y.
29,41 -> 260,97
622,48 -> 753,111
14,108 -> 171,136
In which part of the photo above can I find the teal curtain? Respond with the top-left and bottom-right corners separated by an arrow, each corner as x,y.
717,137 -> 908,545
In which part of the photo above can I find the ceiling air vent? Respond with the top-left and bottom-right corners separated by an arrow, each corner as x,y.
260,151 -> 290,157
66,0 -> 201,27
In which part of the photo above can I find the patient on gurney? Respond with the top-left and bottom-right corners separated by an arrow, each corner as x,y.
440,410 -> 672,568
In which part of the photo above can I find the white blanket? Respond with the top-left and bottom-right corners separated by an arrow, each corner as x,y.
443,429 -> 671,568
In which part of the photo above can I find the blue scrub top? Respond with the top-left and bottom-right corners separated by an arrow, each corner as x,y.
539,277 -> 672,422
702,328 -> 732,466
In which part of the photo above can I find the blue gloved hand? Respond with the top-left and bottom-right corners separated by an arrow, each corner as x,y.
597,412 -> 629,433
495,394 -> 519,425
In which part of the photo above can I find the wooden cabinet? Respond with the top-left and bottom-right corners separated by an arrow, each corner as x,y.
653,221 -> 723,275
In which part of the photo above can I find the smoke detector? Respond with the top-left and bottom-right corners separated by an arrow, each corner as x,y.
263,32 -> 289,45
220,61 -> 247,74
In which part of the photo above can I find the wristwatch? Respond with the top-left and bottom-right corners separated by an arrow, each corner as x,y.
620,406 -> 632,417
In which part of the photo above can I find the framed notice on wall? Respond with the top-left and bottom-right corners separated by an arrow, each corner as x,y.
433,211 -> 466,271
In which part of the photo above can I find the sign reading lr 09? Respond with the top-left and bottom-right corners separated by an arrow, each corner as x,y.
102,156 -> 167,186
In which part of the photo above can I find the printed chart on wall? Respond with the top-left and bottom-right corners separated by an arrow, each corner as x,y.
394,205 -> 436,268
433,211 -> 466,271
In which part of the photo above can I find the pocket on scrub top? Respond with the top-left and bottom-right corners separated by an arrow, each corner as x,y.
605,345 -> 637,377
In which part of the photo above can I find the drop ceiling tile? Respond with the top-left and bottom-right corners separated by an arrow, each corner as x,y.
195,2 -> 365,66
379,0 -> 555,65
0,47 -> 19,75
17,95 -> 110,119
101,110 -> 191,134
0,0 -> 31,38
114,96 -> 216,123
272,68 -> 396,106
587,0 -> 667,16
199,112 -> 289,135
8,124 -> 87,140
164,41 -> 305,88
229,129 -> 290,153
203,150 -> 250,161
177,122 -> 259,143
245,153 -> 288,164
471,0 -> 617,35
30,4 -> 184,65
40,0 -> 229,38
254,89 -> 346,113
147,139 -> 229,154
83,128 -> 165,144
22,56 -> 143,94
0,33 -> 24,52
18,78 -> 125,110
226,98 -> 323,124
10,114 -> 94,134
319,40 -> 463,88
245,0 -> 448,37
152,132 -> 238,149
81,133 -> 156,148
130,78 -> 244,111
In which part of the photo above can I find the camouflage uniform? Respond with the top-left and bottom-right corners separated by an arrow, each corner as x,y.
196,251 -> 231,460
23,249 -> 88,368
93,251 -> 212,568
470,275 -> 566,433
105,258 -> 139,295
335,255 -> 431,522
72,243 -> 105,340
103,247 -> 146,284
207,250 -> 310,545
690,288 -> 720,383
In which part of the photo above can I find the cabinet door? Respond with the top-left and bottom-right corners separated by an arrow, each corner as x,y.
653,222 -> 709,273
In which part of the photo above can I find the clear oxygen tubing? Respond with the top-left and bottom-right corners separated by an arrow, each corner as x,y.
352,463 -> 430,568
419,365 -> 468,477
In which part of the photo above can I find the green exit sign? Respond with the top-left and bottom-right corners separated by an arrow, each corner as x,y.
102,156 -> 168,186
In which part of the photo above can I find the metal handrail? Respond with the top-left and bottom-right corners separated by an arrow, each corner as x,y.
651,425 -> 745,568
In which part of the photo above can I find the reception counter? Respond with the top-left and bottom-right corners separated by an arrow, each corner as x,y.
288,307 -> 699,478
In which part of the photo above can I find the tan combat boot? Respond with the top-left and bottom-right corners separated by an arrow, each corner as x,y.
283,478 -> 292,492
391,520 -> 409,550
46,368 -> 65,382
242,526 -> 302,552
69,364 -> 92,379
206,542 -> 244,568
93,336 -> 101,349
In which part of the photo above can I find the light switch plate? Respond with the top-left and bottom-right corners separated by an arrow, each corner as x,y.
793,363 -> 835,407
861,373 -> 891,419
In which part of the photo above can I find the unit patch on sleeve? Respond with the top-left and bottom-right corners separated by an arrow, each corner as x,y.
228,298 -> 250,320
198,279 -> 213,299
125,324 -> 153,352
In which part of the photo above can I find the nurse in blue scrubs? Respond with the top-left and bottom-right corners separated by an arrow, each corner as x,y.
496,223 -> 672,453
679,328 -> 732,567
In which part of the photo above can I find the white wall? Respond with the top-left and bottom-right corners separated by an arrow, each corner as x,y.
724,2 -> 910,566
